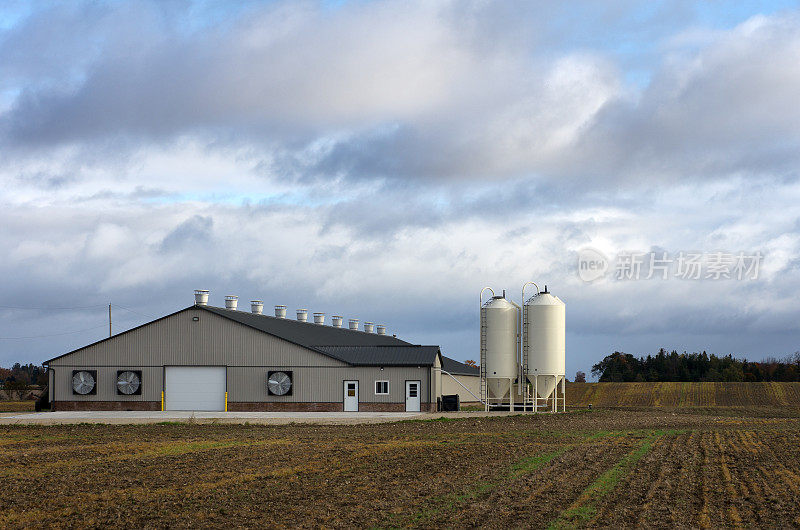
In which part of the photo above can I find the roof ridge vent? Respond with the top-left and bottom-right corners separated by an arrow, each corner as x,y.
296,309 -> 308,322
376,324 -> 386,335
313,312 -> 325,325
225,295 -> 238,310
250,300 -> 263,314
348,318 -> 359,330
364,322 -> 374,333
274,305 -> 287,318
194,289 -> 209,306
331,315 -> 343,328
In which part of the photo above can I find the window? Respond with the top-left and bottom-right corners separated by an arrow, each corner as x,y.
375,380 -> 389,395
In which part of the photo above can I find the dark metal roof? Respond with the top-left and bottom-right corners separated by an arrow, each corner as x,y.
314,345 -> 441,366
200,306 -> 444,366
441,356 -> 480,376
199,306 -> 410,348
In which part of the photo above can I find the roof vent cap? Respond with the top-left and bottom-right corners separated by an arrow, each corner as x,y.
274,305 -> 287,318
250,300 -> 263,314
296,309 -> 308,322
348,318 -> 359,330
376,325 -> 386,335
331,315 -> 343,328
364,322 -> 374,333
313,312 -> 325,325
194,289 -> 209,306
225,295 -> 238,310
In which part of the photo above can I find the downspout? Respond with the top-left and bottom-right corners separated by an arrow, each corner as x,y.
429,364 -> 432,412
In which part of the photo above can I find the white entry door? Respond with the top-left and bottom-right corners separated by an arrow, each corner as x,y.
343,380 -> 359,411
405,380 -> 421,412
165,366 -> 226,411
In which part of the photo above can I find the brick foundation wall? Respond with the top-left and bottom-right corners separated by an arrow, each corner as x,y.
228,402 -> 434,412
228,402 -> 343,412
53,401 -> 161,411
52,401 -> 434,413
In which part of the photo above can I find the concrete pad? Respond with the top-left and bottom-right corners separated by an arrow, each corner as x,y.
0,410 -> 541,425
0,410 -> 433,425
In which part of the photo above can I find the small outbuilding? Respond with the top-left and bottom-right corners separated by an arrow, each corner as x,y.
440,357 -> 480,405
44,298 -> 477,412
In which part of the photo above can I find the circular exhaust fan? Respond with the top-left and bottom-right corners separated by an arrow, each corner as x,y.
72,370 -> 96,395
116,370 -> 141,395
267,371 -> 292,396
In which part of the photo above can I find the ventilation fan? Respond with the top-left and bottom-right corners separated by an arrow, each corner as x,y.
267,370 -> 292,396
72,370 -> 97,395
116,370 -> 142,395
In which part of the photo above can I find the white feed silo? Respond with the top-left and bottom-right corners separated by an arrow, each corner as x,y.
522,284 -> 565,412
480,288 -> 521,410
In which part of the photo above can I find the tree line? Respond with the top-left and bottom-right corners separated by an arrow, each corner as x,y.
0,363 -> 48,389
591,349 -> 800,383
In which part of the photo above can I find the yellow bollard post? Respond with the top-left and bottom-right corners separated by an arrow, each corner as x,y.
225,391 -> 228,412
161,391 -> 164,411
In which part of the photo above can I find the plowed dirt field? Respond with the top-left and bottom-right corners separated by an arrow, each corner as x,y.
2,409 -> 799,528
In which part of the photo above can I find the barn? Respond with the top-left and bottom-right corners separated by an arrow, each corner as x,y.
44,293 -> 478,412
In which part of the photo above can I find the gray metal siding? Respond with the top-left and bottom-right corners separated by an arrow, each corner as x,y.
49,309 -> 346,368
227,366 -> 430,403
52,365 -> 433,404
52,366 -> 163,402
48,308 -> 435,405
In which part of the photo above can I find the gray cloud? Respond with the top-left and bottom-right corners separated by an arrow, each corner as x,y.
1,2 -> 800,379
5,4 -> 799,189
159,215 -> 214,253
572,14 -> 800,182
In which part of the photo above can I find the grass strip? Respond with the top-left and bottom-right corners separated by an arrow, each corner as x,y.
511,446 -> 571,476
547,432 -> 664,529
403,431 -> 610,526
403,446 -> 571,526
0,437 -> 292,479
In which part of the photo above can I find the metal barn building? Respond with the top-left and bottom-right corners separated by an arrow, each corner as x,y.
44,299 -> 478,412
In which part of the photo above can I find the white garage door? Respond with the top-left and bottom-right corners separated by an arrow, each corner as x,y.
165,366 -> 226,411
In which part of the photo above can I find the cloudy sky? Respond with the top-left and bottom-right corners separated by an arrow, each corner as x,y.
1,0 -> 799,378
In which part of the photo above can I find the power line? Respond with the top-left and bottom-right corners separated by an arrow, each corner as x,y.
0,304 -> 108,310
0,302 -> 156,340
111,304 -> 156,320
0,324 -> 108,340
0,303 -> 157,317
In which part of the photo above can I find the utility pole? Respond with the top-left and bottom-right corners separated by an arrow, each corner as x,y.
108,303 -> 112,337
